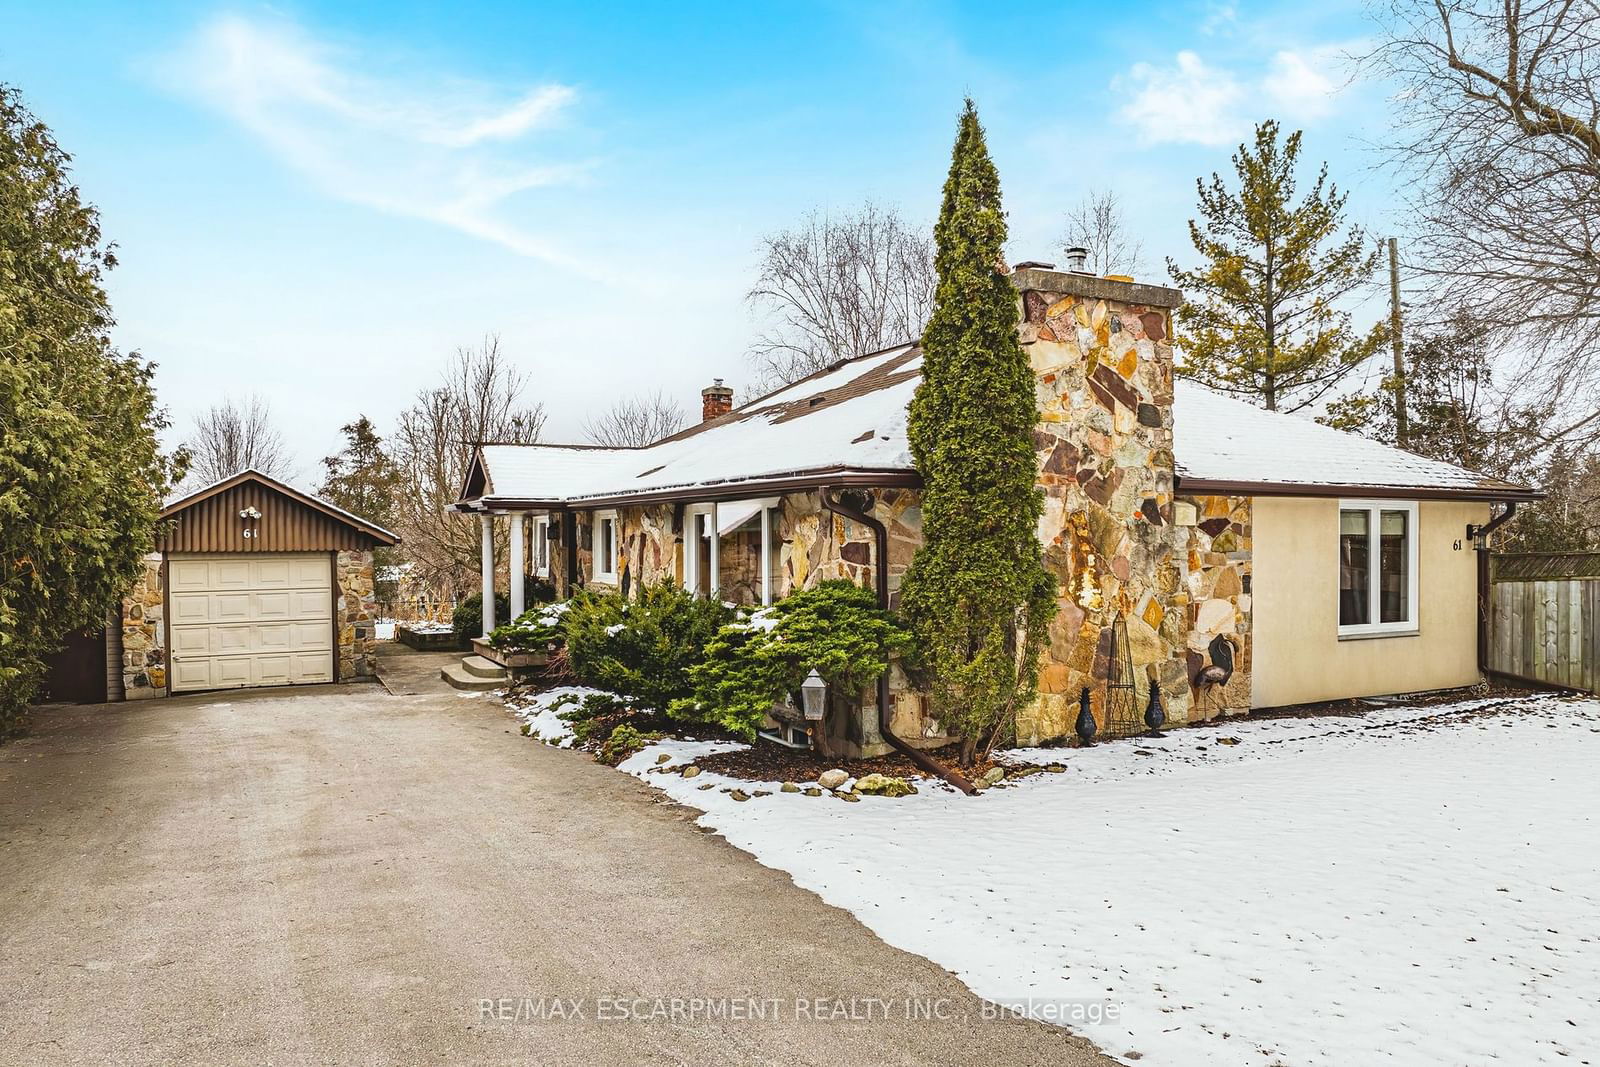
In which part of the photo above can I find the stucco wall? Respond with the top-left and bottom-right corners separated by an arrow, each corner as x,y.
1251,497 -> 1488,708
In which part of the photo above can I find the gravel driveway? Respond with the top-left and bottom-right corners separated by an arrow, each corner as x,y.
0,648 -> 1110,1066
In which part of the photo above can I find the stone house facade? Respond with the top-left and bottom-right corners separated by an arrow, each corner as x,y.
454,265 -> 1533,756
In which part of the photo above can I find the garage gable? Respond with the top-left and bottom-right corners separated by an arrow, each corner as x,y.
160,470 -> 400,553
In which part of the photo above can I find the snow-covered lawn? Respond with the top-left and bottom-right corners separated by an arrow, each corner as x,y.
590,696 -> 1599,1066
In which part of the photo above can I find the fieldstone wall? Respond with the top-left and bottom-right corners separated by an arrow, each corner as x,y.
121,554 -> 166,699
1179,495 -> 1252,714
336,550 -> 378,680
1017,272 -> 1194,744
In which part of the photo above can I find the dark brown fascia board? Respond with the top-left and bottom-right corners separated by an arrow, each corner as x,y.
1176,476 -> 1544,503
461,468 -> 922,512
164,468 -> 402,545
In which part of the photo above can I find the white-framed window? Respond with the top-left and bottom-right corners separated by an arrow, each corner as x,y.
1338,500 -> 1419,637
594,510 -> 619,583
533,515 -> 551,578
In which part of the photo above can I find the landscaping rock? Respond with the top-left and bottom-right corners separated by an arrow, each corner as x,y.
803,787 -> 822,797
1010,765 -> 1044,779
977,766 -> 1007,788
839,791 -> 861,802
780,781 -> 800,793
728,789 -> 750,802
855,772 -> 915,797
1045,763 -> 1067,773
655,753 -> 672,764
681,765 -> 701,779
817,769 -> 849,790
698,783 -> 715,791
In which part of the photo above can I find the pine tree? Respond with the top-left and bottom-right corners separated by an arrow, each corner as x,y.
899,99 -> 1056,767
320,416 -> 403,596
1170,120 -> 1385,412
0,83 -> 179,734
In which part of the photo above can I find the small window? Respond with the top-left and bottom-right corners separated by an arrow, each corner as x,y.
533,516 -> 550,577
1338,501 -> 1418,637
594,511 -> 619,583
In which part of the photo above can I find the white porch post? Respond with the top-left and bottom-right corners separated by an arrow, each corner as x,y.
708,501 -> 720,599
480,513 -> 496,637
759,505 -> 772,606
508,512 -> 526,621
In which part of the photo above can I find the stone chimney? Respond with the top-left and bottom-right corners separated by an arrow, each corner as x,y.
1007,266 -> 1191,742
701,379 -> 734,422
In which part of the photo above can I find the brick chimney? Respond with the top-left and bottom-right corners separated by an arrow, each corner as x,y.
701,379 -> 734,422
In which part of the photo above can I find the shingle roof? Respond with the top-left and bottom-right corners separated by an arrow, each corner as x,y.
455,347 -> 1533,508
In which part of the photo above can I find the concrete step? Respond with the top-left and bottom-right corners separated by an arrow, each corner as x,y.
461,654 -> 508,679
440,663 -> 506,691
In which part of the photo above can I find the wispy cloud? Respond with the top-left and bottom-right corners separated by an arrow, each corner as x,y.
162,13 -> 587,264
1116,46 -> 1344,146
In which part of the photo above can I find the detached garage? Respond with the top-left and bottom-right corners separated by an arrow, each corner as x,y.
116,469 -> 399,700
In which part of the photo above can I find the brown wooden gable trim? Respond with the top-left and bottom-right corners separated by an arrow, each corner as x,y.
160,470 -> 399,551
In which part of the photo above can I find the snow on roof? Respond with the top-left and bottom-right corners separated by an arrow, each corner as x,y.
462,347 -> 1529,506
1170,383 -> 1529,496
467,345 -> 921,505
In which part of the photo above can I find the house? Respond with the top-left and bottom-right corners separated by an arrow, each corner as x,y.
59,470 -> 399,701
450,265 -> 1536,754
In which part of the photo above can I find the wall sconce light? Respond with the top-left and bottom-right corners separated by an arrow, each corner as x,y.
238,506 -> 262,520
799,669 -> 827,721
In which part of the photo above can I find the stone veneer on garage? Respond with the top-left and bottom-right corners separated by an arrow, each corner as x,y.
119,550 -> 381,697
121,554 -> 166,699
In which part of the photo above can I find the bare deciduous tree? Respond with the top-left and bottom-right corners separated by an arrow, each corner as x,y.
1061,188 -> 1146,277
390,336 -> 546,598
583,390 -> 687,448
747,201 -> 935,389
184,395 -> 293,485
1371,0 -> 1600,419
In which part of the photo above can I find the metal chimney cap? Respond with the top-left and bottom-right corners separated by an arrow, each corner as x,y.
1062,246 -> 1090,273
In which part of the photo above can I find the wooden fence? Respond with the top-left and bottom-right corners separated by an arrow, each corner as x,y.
1488,553 -> 1600,692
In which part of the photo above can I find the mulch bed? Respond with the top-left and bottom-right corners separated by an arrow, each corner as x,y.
692,742 -> 965,783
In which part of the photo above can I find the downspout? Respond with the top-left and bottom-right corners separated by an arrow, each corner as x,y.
820,488 -> 977,796
1473,501 -> 1518,677
564,509 -> 579,595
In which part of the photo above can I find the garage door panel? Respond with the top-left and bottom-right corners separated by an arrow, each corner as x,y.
171,626 -> 212,656
289,652 -> 332,684
168,553 -> 334,693
214,594 -> 254,622
212,560 -> 253,589
169,559 -> 212,593
290,557 -> 328,585
214,625 -> 253,655
253,591 -> 292,620
170,593 -> 212,625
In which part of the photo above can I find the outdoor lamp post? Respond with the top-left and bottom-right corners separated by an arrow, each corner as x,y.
800,669 -> 827,721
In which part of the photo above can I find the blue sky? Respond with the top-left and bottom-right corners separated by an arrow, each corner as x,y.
2,0 -> 1396,483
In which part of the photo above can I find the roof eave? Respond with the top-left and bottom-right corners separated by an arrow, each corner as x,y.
469,466 -> 922,511
1176,476 -> 1544,503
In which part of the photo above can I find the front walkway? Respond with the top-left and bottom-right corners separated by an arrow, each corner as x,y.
0,651 -> 1110,1065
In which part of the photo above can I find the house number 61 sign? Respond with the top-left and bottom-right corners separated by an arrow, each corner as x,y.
239,505 -> 262,539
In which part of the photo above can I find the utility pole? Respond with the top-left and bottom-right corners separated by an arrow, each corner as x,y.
1389,237 -> 1409,448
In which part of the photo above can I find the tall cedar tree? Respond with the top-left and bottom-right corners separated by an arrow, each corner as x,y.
899,100 -> 1056,767
0,84 -> 178,734
320,416 -> 403,596
1170,121 -> 1385,412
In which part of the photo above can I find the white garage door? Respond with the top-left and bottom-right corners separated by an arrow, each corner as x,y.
168,553 -> 333,693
